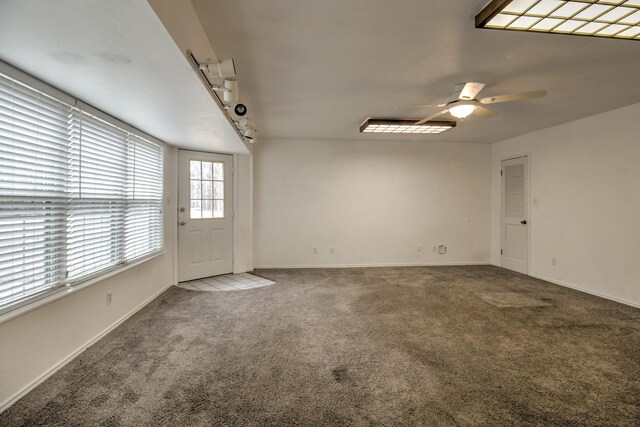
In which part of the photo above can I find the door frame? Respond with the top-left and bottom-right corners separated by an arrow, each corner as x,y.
230,153 -> 253,274
176,148 -> 237,280
500,152 -> 532,275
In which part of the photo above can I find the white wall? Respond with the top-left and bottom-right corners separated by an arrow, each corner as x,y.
254,139 -> 491,268
491,102 -> 640,307
0,146 -> 178,411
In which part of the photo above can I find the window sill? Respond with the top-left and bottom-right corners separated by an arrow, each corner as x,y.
0,250 -> 167,326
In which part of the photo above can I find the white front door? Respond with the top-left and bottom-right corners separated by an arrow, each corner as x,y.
502,156 -> 529,274
178,150 -> 233,282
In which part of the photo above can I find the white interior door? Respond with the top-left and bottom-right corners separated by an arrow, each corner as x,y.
502,156 -> 529,274
178,150 -> 233,282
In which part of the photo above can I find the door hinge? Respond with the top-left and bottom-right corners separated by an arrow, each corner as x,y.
500,170 -> 503,176
501,249 -> 503,255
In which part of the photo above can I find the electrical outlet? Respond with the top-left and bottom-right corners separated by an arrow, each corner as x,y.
552,258 -> 557,266
313,248 -> 318,255
106,291 -> 112,305
417,245 -> 422,253
437,244 -> 447,255
329,248 -> 335,254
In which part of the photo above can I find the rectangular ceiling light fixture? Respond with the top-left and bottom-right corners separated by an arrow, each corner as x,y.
476,0 -> 640,40
359,119 -> 456,134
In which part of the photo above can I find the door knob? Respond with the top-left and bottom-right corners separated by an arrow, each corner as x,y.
179,207 -> 185,212
179,220 -> 186,226
521,220 -> 527,225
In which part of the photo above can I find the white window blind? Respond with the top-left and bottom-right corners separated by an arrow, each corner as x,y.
125,134 -> 163,261
0,74 -> 70,307
0,71 -> 164,310
67,110 -> 128,281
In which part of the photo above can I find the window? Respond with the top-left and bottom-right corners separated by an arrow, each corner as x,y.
0,71 -> 164,311
189,160 -> 224,219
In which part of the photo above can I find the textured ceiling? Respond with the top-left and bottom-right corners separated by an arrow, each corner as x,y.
0,0 -> 248,154
192,0 -> 640,143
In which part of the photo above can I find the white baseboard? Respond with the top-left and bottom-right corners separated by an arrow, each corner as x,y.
254,263 -> 640,309
530,273 -> 640,309
491,259 -> 639,309
254,262 -> 490,269
0,281 -> 174,414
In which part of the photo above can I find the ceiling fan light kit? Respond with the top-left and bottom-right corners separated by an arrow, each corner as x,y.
476,0 -> 640,40
449,104 -> 477,119
359,119 -> 456,134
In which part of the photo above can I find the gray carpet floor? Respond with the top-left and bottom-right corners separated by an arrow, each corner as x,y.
1,266 -> 639,426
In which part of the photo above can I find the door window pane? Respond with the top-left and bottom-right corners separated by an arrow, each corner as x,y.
202,181 -> 213,199
214,181 -> 224,199
213,200 -> 224,219
190,160 -> 201,179
213,163 -> 223,180
202,199 -> 213,219
190,180 -> 201,199
190,199 -> 202,219
189,160 -> 224,219
202,162 -> 212,180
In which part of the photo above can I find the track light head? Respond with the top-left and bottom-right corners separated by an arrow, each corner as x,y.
237,118 -> 257,143
243,127 -> 256,142
237,118 -> 253,129
211,78 -> 239,104
234,103 -> 247,117
222,78 -> 239,104
201,58 -> 236,78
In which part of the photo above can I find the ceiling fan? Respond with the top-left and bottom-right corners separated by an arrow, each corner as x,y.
400,83 -> 547,124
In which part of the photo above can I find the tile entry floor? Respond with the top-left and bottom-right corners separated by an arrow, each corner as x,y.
176,273 -> 275,292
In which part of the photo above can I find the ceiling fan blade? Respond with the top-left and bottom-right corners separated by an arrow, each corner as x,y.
473,105 -> 497,118
415,109 -> 450,125
480,90 -> 547,104
395,102 -> 447,110
458,82 -> 486,101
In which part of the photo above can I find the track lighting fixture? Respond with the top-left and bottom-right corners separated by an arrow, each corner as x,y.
195,55 -> 255,142
190,52 -> 256,143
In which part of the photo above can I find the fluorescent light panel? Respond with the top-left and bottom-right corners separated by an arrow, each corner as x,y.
476,0 -> 640,40
359,119 -> 456,135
